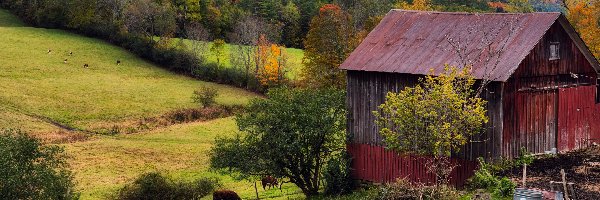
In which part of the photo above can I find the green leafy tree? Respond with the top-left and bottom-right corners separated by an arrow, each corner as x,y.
374,66 -> 488,182
210,39 -> 226,66
0,129 -> 78,199
302,4 -> 359,88
209,87 -> 346,196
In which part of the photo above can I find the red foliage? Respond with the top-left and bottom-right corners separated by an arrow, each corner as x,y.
319,4 -> 341,15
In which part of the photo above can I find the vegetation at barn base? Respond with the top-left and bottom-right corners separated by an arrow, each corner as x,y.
373,178 -> 462,200
323,152 -> 355,196
210,87 -> 347,196
466,158 -> 516,198
0,129 -> 79,200
374,66 -> 488,182
113,172 -> 220,200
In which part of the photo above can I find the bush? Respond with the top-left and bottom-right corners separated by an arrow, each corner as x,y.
115,172 -> 220,200
324,152 -> 355,195
192,86 -> 219,108
467,158 -> 498,191
374,179 -> 461,200
0,129 -> 79,200
466,158 -> 516,198
493,177 -> 515,197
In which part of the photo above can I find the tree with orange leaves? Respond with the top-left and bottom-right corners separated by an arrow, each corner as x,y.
255,34 -> 287,87
566,0 -> 600,59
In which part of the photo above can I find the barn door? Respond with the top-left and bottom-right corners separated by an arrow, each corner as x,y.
515,90 -> 558,154
557,86 -> 595,152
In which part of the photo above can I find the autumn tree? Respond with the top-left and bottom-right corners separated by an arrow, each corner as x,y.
302,4 -> 359,88
565,0 -> 600,60
505,0 -> 534,13
210,87 -> 346,197
395,0 -> 433,11
254,35 -> 287,87
374,67 -> 488,183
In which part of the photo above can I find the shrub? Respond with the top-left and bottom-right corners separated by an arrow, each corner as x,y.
324,152 -> 355,195
467,158 -> 498,191
192,86 -> 219,108
375,179 -> 461,200
466,158 -> 516,198
493,177 -> 515,197
115,172 -> 220,200
0,129 -> 79,200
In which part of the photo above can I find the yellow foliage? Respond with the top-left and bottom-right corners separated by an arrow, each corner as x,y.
566,0 -> 600,59
395,0 -> 432,11
255,35 -> 286,86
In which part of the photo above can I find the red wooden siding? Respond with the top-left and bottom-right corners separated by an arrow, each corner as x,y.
557,86 -> 600,151
347,143 -> 478,187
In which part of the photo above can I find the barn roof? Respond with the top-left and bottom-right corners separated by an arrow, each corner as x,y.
340,10 -> 600,81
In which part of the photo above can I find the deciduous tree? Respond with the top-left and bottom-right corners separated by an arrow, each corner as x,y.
566,0 -> 600,60
210,87 -> 346,196
374,66 -> 488,183
301,4 -> 359,88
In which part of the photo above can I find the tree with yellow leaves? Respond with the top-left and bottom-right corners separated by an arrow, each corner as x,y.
255,35 -> 287,87
565,0 -> 600,60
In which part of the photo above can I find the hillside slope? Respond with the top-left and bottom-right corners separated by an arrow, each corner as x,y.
0,9 -> 258,133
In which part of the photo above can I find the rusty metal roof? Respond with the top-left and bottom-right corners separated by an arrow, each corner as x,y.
340,10 -> 566,81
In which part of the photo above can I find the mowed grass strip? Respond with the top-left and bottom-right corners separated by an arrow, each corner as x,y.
0,9 -> 259,130
65,117 -> 304,200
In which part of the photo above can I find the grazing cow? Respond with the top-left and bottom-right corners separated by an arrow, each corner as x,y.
83,64 -> 89,68
69,51 -> 73,56
47,49 -> 52,54
213,190 -> 241,200
261,176 -> 278,190
116,60 -> 121,65
63,59 -> 68,64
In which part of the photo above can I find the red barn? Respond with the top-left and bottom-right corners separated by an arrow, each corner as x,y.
340,10 -> 600,186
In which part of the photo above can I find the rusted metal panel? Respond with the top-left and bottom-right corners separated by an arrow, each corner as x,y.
347,143 -> 478,187
557,86 -> 597,152
340,10 -> 562,81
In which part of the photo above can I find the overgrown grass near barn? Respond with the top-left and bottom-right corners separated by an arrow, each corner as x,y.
0,9 -> 258,132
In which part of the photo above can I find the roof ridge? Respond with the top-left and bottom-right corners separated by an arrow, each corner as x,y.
389,9 -> 562,15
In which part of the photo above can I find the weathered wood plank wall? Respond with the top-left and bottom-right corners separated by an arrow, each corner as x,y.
502,21 -> 597,158
346,71 -> 504,160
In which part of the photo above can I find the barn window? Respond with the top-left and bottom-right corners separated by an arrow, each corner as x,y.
549,42 -> 560,60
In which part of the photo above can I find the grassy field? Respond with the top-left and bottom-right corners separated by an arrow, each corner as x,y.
0,8 -> 304,199
0,9 -> 259,132
173,39 -> 305,79
65,117 -> 305,199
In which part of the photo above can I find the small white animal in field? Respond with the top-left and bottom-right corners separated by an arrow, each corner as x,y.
69,51 -> 73,56
47,49 -> 52,54
63,59 -> 68,64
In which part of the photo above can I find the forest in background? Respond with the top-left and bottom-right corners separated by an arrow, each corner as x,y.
0,0 -> 597,92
